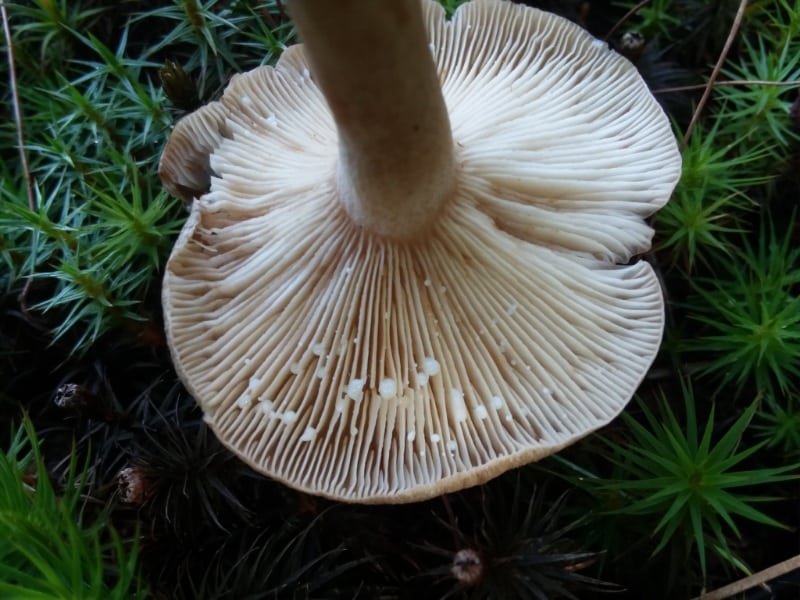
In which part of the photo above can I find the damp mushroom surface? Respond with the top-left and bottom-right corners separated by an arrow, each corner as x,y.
159,0 -> 682,503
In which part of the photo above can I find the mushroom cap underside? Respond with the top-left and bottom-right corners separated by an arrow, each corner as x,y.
161,0 -> 681,503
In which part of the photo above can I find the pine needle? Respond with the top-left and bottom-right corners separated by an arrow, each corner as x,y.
680,0 -> 749,150
692,553 -> 800,600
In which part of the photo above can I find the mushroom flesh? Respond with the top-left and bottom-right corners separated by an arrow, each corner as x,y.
159,0 -> 682,503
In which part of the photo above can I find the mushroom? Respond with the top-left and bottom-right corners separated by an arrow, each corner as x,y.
160,0 -> 681,503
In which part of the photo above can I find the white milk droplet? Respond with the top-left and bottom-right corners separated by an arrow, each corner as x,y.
450,388 -> 467,421
423,357 -> 440,376
379,378 -> 397,399
346,378 -> 366,402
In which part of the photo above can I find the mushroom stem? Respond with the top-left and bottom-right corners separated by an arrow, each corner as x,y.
290,0 -> 455,240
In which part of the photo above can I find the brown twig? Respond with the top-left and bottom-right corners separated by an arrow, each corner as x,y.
655,79 -> 800,94
691,553 -> 800,600
1,0 -> 34,211
275,0 -> 288,24
604,0 -> 651,42
680,0 -> 749,151
2,1 -> 39,317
